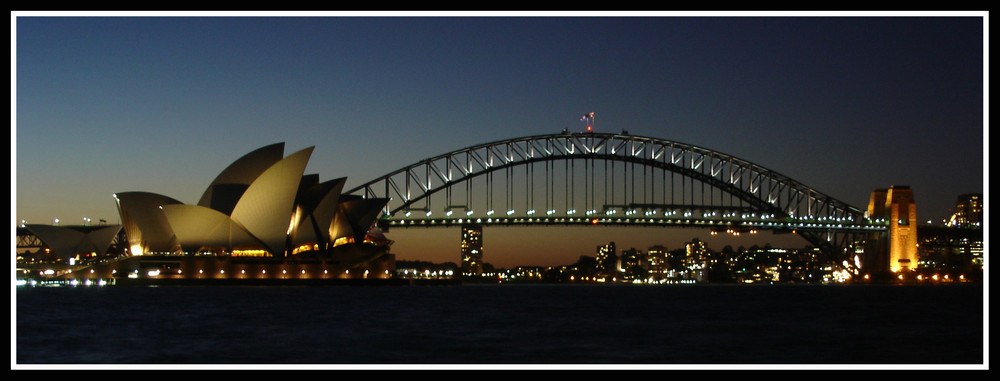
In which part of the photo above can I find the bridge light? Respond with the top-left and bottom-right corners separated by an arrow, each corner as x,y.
591,218 -> 599,225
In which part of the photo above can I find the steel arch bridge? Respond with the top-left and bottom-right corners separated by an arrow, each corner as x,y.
346,131 -> 886,259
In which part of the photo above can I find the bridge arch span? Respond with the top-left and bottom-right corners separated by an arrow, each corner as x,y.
347,132 -> 867,227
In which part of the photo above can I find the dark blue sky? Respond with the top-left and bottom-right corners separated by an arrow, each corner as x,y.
14,14 -> 985,267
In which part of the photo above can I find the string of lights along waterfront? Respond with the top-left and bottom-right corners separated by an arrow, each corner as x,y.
15,132 -> 983,287
16,16 -> 984,289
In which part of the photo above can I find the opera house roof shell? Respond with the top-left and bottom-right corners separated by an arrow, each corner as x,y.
114,143 -> 388,257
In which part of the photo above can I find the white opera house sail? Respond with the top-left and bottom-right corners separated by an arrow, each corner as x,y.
113,143 -> 389,260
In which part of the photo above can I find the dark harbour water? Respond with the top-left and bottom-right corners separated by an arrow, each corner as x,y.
15,283 -> 984,367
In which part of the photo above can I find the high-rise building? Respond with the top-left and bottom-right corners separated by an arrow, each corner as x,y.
620,248 -> 644,272
685,238 -> 707,262
685,238 -> 709,282
596,241 -> 617,273
460,224 -> 483,276
947,193 -> 983,228
646,245 -> 669,275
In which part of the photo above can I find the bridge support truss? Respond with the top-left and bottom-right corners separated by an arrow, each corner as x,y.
348,132 -> 884,268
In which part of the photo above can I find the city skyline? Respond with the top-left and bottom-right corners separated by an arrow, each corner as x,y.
13,12 -> 986,268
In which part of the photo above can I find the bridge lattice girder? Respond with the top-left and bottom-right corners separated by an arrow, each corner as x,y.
348,132 -> 867,225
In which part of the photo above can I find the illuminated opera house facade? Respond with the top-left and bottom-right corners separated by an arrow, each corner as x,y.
30,143 -> 395,282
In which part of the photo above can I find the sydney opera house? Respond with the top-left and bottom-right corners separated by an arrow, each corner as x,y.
18,143 -> 395,283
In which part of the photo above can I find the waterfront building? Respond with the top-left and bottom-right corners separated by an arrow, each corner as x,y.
460,223 -> 484,276
946,193 -> 983,228
685,238 -> 709,282
596,241 -> 617,274
646,245 -> 669,276
619,247 -> 645,279
19,143 -> 394,282
916,224 -> 984,281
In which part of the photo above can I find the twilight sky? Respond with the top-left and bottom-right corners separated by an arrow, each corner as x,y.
13,13 -> 986,268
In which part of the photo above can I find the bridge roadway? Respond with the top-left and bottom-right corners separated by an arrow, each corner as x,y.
380,214 -> 886,232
